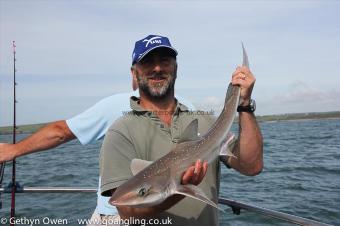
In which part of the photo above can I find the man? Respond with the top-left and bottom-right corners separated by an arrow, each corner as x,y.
0,66 -> 195,223
100,35 -> 263,226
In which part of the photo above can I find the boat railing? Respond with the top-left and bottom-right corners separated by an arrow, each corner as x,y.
0,185 -> 333,226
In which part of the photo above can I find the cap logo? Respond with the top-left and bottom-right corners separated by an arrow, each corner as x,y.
143,36 -> 162,47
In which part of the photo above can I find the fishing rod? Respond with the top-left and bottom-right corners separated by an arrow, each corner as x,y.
0,163 -> 4,209
10,40 -> 18,226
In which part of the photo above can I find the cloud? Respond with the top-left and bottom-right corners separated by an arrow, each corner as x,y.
255,81 -> 340,115
274,80 -> 340,104
189,81 -> 340,117
1,1 -> 340,125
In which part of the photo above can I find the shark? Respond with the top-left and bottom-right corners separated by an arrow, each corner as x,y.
109,44 -> 249,210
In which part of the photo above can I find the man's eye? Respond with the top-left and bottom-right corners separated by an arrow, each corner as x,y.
161,58 -> 171,65
140,59 -> 151,65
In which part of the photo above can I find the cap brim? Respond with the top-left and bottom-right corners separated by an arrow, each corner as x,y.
135,45 -> 177,64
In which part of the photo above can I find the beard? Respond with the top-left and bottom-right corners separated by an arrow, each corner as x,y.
137,71 -> 176,99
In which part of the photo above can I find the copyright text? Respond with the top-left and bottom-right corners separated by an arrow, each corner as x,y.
1,217 -> 68,225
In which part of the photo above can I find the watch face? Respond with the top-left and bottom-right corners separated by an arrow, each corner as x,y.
250,99 -> 256,112
237,99 -> 256,113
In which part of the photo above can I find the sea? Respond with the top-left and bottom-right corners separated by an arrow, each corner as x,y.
0,119 -> 339,226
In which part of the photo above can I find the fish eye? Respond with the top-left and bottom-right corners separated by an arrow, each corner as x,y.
137,185 -> 151,197
138,188 -> 147,197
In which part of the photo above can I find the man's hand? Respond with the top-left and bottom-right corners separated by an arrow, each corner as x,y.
181,159 -> 208,185
231,66 -> 255,106
0,143 -> 16,163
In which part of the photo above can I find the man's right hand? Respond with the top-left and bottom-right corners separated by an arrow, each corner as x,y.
0,143 -> 16,163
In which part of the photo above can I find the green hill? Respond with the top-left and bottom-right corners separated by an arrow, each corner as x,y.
0,123 -> 46,135
1,111 -> 339,135
255,111 -> 340,122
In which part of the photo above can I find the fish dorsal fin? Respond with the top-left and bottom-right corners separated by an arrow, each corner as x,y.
130,159 -> 153,176
178,119 -> 199,143
174,184 -> 225,212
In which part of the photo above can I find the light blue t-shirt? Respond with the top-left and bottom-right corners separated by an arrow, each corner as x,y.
66,90 -> 195,215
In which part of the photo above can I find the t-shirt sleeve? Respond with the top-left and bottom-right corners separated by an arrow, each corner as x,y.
66,98 -> 114,144
66,94 -> 130,145
100,122 -> 137,197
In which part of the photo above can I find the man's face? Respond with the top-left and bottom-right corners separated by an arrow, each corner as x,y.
133,48 -> 177,99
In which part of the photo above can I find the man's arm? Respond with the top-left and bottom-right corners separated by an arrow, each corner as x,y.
227,112 -> 263,176
0,94 -> 127,163
223,66 -> 263,176
0,120 -> 76,163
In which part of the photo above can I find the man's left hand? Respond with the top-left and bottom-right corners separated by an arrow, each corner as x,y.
181,159 -> 208,186
231,66 -> 256,106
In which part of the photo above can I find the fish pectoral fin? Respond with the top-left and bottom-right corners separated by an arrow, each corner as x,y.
178,119 -> 199,143
219,133 -> 237,159
174,184 -> 224,212
130,159 -> 153,176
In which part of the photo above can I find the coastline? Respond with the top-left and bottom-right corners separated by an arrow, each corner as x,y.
255,111 -> 340,123
0,111 -> 339,135
0,123 -> 45,135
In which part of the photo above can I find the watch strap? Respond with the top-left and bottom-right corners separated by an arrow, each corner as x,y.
237,99 -> 255,113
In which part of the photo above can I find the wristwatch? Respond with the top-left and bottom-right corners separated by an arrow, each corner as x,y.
237,99 -> 256,113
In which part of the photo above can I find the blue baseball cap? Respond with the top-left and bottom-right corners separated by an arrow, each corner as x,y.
132,35 -> 178,65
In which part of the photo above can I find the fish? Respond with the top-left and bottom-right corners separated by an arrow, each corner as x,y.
109,44 -> 250,210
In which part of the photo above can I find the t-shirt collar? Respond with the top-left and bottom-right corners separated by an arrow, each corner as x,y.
130,96 -> 189,114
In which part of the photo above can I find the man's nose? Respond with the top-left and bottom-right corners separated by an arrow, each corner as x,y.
152,61 -> 163,73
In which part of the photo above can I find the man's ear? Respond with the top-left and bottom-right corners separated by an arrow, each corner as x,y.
131,66 -> 138,91
174,62 -> 178,78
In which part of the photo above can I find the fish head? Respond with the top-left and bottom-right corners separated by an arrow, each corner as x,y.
109,174 -> 171,207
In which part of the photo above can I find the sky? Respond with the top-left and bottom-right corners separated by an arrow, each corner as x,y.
1,0 -> 340,126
